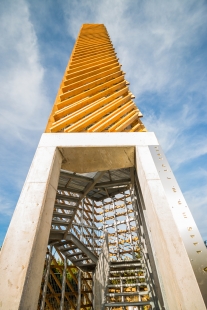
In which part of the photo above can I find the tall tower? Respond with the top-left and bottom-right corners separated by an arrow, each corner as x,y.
0,24 -> 207,310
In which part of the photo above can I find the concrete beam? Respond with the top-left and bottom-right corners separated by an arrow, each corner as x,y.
0,146 -> 62,309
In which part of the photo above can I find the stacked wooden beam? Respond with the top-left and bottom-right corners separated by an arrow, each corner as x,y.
46,24 -> 146,133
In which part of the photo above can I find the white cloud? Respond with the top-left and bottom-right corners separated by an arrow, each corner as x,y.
0,0 -> 50,144
144,106 -> 207,170
0,193 -> 14,217
0,0 -> 51,224
185,185 -> 207,239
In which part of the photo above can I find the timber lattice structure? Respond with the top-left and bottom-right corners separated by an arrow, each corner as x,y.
46,24 -> 146,134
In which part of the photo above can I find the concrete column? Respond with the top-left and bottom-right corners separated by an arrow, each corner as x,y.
136,146 -> 205,310
0,145 -> 62,310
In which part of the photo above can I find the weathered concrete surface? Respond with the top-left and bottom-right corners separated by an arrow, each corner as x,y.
136,146 -> 206,310
0,146 -> 62,310
62,146 -> 134,172
39,132 -> 159,147
39,132 -> 159,173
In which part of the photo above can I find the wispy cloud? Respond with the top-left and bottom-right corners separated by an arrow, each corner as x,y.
184,184 -> 207,239
0,0 -> 51,235
0,0 -> 50,144
0,197 -> 13,217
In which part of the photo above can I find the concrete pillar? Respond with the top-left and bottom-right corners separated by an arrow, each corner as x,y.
136,146 -> 206,310
0,145 -> 62,309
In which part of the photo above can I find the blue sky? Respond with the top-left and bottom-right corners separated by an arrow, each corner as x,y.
0,0 -> 207,245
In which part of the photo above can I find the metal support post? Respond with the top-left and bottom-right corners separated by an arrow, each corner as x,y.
40,246 -> 53,310
112,197 -> 120,259
77,270 -> 81,310
124,193 -> 135,259
60,257 -> 67,310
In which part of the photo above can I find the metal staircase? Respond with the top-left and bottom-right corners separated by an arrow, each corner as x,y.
103,259 -> 153,309
37,168 -> 163,309
49,231 -> 98,272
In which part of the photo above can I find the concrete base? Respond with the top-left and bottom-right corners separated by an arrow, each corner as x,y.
0,133 -> 206,309
0,146 -> 62,309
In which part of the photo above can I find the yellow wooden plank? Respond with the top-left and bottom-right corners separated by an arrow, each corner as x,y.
79,36 -> 109,43
78,33 -> 109,39
76,39 -> 111,48
64,62 -> 121,86
78,33 -> 109,40
77,37 -> 110,45
64,94 -> 131,132
73,42 -> 112,53
55,80 -> 126,120
60,71 -> 122,100
67,55 -> 117,73
62,65 -> 121,92
80,29 -> 107,34
69,52 -> 117,70
72,46 -> 115,60
57,75 -> 125,109
88,101 -> 135,132
81,31 -> 108,36
113,111 -> 139,132
65,59 -> 119,81
51,85 -> 128,131
129,122 -> 141,132
45,23 -> 146,133
73,42 -> 113,54
71,50 -> 116,66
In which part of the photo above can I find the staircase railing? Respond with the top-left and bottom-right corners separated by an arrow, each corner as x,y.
93,232 -> 109,310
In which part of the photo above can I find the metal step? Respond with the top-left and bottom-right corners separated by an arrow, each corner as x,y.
53,211 -> 73,218
75,262 -> 96,272
70,256 -> 88,263
51,220 -> 70,226
58,245 -> 77,251
55,203 -> 76,210
66,251 -> 83,258
110,269 -> 143,273
109,275 -> 145,280
111,259 -> 141,265
106,291 -> 149,296
108,283 -> 147,288
104,301 -> 151,307
56,193 -> 79,203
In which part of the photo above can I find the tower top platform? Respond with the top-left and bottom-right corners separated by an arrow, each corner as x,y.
46,24 -> 146,133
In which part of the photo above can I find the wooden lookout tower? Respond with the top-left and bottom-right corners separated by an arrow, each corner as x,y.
0,24 -> 207,310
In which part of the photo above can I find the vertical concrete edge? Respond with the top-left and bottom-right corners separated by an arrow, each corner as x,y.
136,145 -> 206,310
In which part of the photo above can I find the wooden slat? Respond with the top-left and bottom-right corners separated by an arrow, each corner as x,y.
60,70 -> 122,100
53,82 -> 128,127
62,65 -> 121,92
67,55 -> 118,74
65,58 -> 119,81
69,51 -> 116,69
71,50 -> 116,67
64,63 -> 121,86
65,95 -> 131,133
88,102 -> 136,132
45,23 -> 146,133
111,110 -> 138,132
